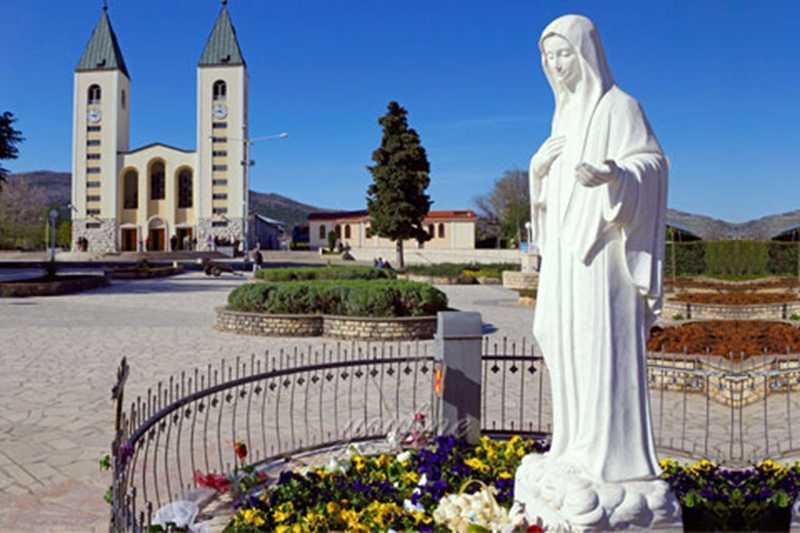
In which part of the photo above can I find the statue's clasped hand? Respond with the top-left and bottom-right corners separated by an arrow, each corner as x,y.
575,160 -> 619,188
532,135 -> 566,178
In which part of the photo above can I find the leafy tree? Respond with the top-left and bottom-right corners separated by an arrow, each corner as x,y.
0,112 -> 24,190
473,169 -> 530,248
366,101 -> 432,269
327,230 -> 337,252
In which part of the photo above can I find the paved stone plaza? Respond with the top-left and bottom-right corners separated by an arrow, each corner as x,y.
0,270 -> 534,531
1,270 -> 798,531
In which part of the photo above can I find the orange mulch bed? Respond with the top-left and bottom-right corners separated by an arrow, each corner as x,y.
671,292 -> 800,305
665,277 -> 800,292
648,320 -> 800,357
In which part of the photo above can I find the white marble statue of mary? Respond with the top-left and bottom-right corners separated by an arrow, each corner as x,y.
513,14 -> 682,530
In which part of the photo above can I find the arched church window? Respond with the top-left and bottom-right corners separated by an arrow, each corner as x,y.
438,223 -> 445,239
213,80 -> 227,101
344,225 -> 351,239
319,225 -> 326,240
88,84 -> 102,105
150,161 -> 165,200
123,170 -> 138,209
178,169 -> 193,208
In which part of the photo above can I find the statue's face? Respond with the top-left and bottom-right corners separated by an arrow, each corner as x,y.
543,35 -> 580,91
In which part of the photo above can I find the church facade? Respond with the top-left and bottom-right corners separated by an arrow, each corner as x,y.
71,3 -> 249,253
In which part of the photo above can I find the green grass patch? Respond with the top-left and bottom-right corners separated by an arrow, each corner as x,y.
228,279 -> 448,318
255,266 -> 394,282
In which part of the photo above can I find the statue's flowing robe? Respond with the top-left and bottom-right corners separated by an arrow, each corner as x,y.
530,16 -> 668,483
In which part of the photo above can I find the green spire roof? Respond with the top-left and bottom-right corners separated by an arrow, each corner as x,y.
76,7 -> 129,78
199,4 -> 246,67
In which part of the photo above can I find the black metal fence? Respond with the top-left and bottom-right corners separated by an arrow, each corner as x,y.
109,337 -> 800,531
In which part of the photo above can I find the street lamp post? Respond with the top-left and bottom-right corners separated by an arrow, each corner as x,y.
49,209 -> 58,263
212,132 -> 288,258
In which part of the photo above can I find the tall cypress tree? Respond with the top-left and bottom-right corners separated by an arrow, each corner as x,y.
366,101 -> 432,269
0,112 -> 24,191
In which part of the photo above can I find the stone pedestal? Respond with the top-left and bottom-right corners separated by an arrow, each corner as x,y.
512,454 -> 682,531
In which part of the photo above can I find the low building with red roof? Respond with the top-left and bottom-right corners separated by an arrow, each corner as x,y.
308,210 -> 477,251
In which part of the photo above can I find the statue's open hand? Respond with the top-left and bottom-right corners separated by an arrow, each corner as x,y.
575,160 -> 619,188
532,136 -> 566,178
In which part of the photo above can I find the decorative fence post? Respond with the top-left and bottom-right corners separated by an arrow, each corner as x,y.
435,311 -> 483,445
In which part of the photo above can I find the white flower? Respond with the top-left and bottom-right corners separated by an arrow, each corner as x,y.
396,450 -> 411,464
403,499 -> 425,513
324,456 -> 349,474
386,430 -> 399,448
418,473 -> 428,486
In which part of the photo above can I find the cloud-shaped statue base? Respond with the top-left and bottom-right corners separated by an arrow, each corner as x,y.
512,453 -> 683,531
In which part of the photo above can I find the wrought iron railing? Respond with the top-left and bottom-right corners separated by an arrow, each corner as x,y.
110,341 -> 436,531
109,337 -> 800,531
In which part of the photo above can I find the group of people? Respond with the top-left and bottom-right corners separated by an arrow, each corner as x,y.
169,234 -> 197,252
372,257 -> 392,270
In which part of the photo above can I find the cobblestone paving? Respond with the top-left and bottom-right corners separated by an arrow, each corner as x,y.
0,270 -> 796,531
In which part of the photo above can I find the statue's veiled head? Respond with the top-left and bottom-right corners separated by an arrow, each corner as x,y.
539,15 -> 614,102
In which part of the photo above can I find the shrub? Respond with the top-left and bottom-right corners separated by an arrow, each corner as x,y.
255,266 -> 394,282
768,242 -> 800,276
227,280 -> 448,318
327,230 -> 337,252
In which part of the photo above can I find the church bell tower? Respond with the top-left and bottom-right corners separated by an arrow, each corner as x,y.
72,4 -> 130,253
196,0 -> 248,249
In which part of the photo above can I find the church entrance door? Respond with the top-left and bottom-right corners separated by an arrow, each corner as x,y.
148,228 -> 165,251
176,227 -> 193,250
121,228 -> 137,252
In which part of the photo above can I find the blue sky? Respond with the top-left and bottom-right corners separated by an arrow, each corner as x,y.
1,0 -> 798,222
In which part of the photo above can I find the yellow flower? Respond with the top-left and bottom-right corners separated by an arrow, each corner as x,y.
340,508 -> 359,527
401,471 -> 420,485
413,511 -> 433,524
353,455 -> 366,473
326,501 -> 339,514
465,457 -> 490,473
273,502 -> 295,523
498,471 -> 512,479
303,511 -> 327,530
374,454 -> 391,468
240,508 -> 266,527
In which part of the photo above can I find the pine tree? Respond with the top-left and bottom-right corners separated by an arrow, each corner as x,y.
366,101 -> 432,269
0,112 -> 24,191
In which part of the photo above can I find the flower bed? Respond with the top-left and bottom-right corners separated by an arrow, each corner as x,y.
255,265 -> 394,282
222,435 -> 544,532
181,436 -> 800,532
402,263 -> 520,285
648,320 -> 800,357
228,280 -> 448,318
0,274 -> 109,297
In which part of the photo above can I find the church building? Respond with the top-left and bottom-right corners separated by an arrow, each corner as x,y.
71,2 -> 249,252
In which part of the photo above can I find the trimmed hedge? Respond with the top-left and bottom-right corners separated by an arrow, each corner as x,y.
665,241 -> 800,277
228,280 -> 448,318
254,266 -> 394,282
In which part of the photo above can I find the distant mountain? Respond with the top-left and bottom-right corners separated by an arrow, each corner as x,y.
6,171 -> 797,239
5,171 -> 330,229
5,171 -> 71,206
248,191 -> 330,229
